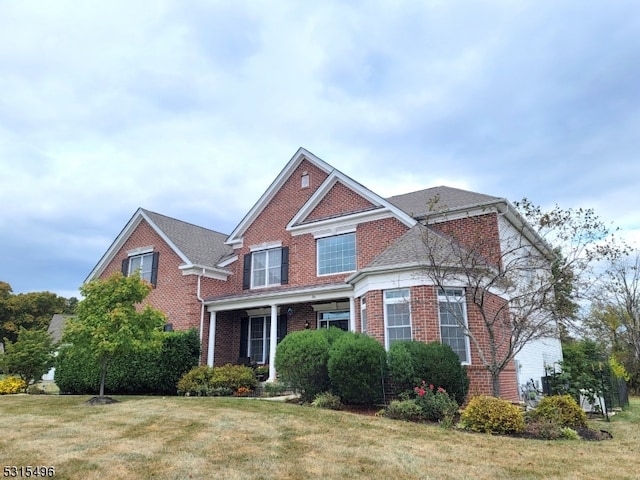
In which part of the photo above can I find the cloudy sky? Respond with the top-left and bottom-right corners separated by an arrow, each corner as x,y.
1,1 -> 639,299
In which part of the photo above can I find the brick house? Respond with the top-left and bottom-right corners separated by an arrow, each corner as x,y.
86,148 -> 562,401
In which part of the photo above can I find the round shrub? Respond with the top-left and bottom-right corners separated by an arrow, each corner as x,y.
177,365 -> 215,396
275,329 -> 331,402
210,364 -> 257,392
311,392 -> 344,410
388,341 -> 469,405
328,332 -> 387,405
530,394 -> 587,428
461,395 -> 525,434
385,399 -> 423,421
0,376 -> 27,394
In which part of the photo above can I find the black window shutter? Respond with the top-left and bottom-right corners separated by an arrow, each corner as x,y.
121,258 -> 129,276
242,254 -> 252,290
150,252 -> 160,287
239,317 -> 249,358
280,247 -> 289,285
277,314 -> 288,344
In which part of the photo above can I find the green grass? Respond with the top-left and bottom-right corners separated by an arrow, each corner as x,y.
1,395 -> 639,480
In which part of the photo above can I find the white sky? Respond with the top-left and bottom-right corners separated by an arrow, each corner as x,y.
1,0 -> 638,298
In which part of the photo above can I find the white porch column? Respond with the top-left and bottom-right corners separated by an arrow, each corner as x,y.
207,311 -> 216,367
268,304 -> 278,382
349,296 -> 356,332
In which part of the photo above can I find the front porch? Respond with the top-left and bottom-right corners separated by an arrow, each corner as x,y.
204,283 -> 358,381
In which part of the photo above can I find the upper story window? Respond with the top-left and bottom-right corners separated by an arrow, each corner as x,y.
438,288 -> 470,364
317,232 -> 356,275
242,246 -> 289,290
121,251 -> 159,287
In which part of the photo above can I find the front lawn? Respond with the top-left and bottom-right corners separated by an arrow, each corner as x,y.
1,395 -> 638,480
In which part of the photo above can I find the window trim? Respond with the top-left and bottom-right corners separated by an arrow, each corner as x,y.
317,310 -> 350,331
251,247 -> 282,289
383,288 -> 412,350
247,316 -> 271,364
316,232 -> 357,276
437,287 -> 471,365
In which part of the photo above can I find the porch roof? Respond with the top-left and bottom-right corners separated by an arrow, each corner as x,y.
204,282 -> 352,311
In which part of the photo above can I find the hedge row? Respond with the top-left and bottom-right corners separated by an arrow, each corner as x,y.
55,328 -> 200,395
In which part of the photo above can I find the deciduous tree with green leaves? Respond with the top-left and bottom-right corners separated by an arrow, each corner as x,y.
0,327 -> 56,387
62,272 -> 166,399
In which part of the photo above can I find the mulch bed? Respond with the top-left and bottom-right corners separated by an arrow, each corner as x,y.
85,396 -> 120,406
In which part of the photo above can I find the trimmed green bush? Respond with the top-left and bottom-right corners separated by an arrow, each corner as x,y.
55,329 -> 201,395
461,395 -> 525,434
311,392 -> 343,410
328,332 -> 386,405
176,364 -> 257,396
176,365 -> 214,396
275,329 -> 332,402
388,341 -> 469,405
529,394 -> 588,428
210,364 -> 257,391
384,399 -> 423,421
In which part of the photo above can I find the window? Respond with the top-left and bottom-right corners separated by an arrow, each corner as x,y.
301,172 -> 310,188
252,248 -> 282,288
438,288 -> 470,363
317,233 -> 356,275
384,289 -> 411,348
122,251 -> 159,287
360,296 -> 367,334
243,247 -> 289,290
318,311 -> 350,331
248,316 -> 271,364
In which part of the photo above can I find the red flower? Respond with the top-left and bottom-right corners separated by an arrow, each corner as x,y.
429,384 -> 434,390
437,387 -> 446,393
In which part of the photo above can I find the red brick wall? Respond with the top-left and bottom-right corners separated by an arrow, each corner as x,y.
431,213 -> 502,266
306,181 -> 376,221
98,220 -> 203,333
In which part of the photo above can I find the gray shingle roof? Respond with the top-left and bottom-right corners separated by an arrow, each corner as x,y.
142,209 -> 233,268
386,186 -> 501,219
365,224 -> 462,271
47,314 -> 73,344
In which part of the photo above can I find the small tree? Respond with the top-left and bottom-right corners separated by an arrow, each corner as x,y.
0,327 -> 56,387
62,272 -> 165,398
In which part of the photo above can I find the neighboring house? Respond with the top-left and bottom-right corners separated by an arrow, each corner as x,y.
86,148 -> 562,401
42,313 -> 73,381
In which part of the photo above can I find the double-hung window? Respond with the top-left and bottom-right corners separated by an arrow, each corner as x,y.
248,316 -> 271,364
317,232 -> 356,275
438,288 -> 470,363
384,289 -> 411,348
360,296 -> 367,334
122,251 -> 159,287
243,246 -> 289,290
252,248 -> 282,288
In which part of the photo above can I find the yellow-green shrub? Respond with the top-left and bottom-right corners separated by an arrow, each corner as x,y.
460,395 -> 525,434
530,394 -> 587,428
0,376 -> 27,394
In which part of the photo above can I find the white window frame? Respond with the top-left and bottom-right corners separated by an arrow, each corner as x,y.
251,248 -> 282,289
128,252 -> 154,282
438,288 -> 471,365
317,310 -> 350,331
360,296 -> 367,334
248,316 -> 271,364
316,232 -> 356,276
384,288 -> 412,349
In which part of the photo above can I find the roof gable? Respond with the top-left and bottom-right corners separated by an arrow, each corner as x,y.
86,208 -> 232,282
225,147 -> 334,247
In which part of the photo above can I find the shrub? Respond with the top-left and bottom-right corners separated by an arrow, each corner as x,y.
413,382 -> 459,423
275,329 -> 331,402
311,392 -> 343,410
461,395 -> 525,434
210,364 -> 257,392
328,332 -> 386,405
0,376 -> 27,394
388,341 -> 469,405
384,399 -> 423,421
561,427 -> 580,440
55,329 -> 200,395
264,381 -> 289,397
177,366 -> 215,396
530,394 -> 588,428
